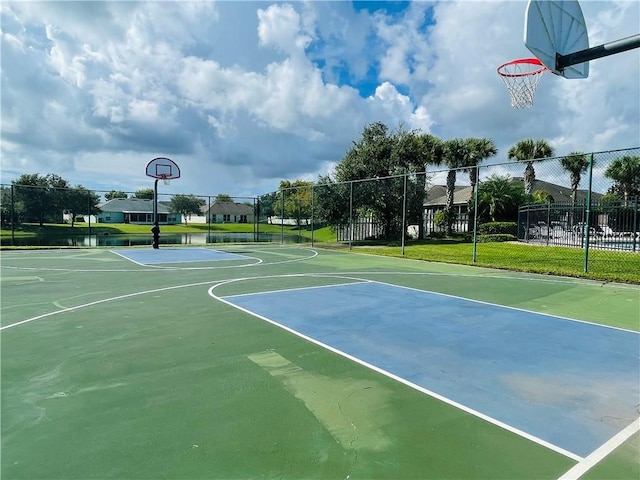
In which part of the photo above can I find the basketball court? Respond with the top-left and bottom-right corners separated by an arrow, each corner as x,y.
2,1 -> 640,479
1,245 -> 638,479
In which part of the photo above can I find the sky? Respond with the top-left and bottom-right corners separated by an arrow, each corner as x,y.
1,0 -> 639,199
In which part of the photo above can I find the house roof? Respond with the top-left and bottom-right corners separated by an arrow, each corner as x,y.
98,198 -> 172,213
207,202 -> 253,215
424,178 -> 603,207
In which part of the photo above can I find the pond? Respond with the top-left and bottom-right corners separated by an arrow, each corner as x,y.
1,232 -> 306,247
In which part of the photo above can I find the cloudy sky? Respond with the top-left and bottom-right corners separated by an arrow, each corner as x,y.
1,1 -> 638,198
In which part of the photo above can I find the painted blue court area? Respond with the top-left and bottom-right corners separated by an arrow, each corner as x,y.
111,247 -> 249,265
223,281 -> 640,459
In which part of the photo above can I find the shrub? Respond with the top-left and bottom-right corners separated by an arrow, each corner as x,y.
479,222 -> 517,236
478,234 -> 516,243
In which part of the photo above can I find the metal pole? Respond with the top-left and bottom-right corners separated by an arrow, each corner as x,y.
546,202 -> 551,246
153,178 -> 160,248
253,197 -> 258,243
10,184 -> 15,246
208,196 -> 211,242
557,34 -> 640,71
583,153 -> 594,272
633,196 -> 638,253
280,188 -> 284,244
401,174 -> 407,256
472,165 -> 480,262
310,185 -> 314,247
349,181 -> 353,251
87,190 -> 92,246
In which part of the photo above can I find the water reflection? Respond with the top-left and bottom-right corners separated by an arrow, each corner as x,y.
2,232 -> 305,247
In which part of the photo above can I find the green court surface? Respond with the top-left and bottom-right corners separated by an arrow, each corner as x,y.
1,246 -> 638,479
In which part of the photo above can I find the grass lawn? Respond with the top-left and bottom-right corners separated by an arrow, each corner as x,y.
349,240 -> 640,284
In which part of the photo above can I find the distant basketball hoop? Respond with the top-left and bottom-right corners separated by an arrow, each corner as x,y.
145,157 -> 180,249
497,58 -> 548,108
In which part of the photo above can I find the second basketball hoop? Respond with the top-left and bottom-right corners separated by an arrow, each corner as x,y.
497,58 -> 548,109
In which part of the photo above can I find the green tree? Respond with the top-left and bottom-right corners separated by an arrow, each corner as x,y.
477,175 -> 527,222
169,194 -> 206,226
64,186 -> 102,227
105,190 -> 128,201
215,194 -> 233,203
464,138 -> 498,231
257,191 -> 278,220
393,130 -> 442,238
442,138 -> 470,235
560,152 -> 590,204
12,174 -> 53,225
134,188 -> 155,200
507,139 -> 554,195
278,180 -> 313,225
604,155 -> 640,204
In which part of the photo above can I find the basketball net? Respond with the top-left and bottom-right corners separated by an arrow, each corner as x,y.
497,58 -> 548,109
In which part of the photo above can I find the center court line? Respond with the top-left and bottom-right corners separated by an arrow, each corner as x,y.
208,279 -> 584,462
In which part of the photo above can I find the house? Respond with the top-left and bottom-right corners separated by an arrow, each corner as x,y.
96,198 -> 181,224
423,178 -> 603,233
204,201 -> 254,224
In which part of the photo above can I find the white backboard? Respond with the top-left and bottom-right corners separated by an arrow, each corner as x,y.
524,0 -> 589,78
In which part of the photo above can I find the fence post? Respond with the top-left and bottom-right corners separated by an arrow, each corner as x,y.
87,190 -> 92,246
253,196 -> 257,243
633,196 -> 638,253
310,185 -> 314,247
472,165 -> 480,263
401,174 -> 407,256
583,153 -> 594,273
349,181 -> 353,251
280,188 -> 285,244
10,184 -> 15,246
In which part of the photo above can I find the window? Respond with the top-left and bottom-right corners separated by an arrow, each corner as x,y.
223,214 -> 231,222
239,215 -> 247,223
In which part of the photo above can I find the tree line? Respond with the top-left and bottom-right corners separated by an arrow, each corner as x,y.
0,174 -> 240,227
269,122 -> 640,238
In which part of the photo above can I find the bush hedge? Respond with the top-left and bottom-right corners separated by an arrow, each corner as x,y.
477,234 -> 516,243
479,222 -> 517,236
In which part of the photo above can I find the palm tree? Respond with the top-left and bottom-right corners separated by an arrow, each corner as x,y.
442,138 -> 470,235
604,155 -> 640,204
507,139 -> 555,195
560,151 -> 590,205
465,138 -> 498,199
464,138 -> 498,231
478,175 -> 526,222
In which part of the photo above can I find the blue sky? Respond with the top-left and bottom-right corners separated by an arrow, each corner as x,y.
1,1 -> 638,198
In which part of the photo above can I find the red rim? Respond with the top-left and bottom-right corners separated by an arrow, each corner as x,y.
497,58 -> 548,78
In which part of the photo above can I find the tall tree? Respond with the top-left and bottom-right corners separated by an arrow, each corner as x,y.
507,139 -> 554,195
464,138 -> 498,231
604,155 -> 640,204
134,188 -> 154,200
560,152 -> 590,205
278,180 -> 314,224
12,174 -> 52,225
169,194 -> 206,226
215,194 -> 233,203
442,138 -> 471,235
64,186 -> 101,227
105,190 -> 128,201
393,130 -> 443,238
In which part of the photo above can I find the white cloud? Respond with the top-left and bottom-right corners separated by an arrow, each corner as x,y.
1,1 -> 638,198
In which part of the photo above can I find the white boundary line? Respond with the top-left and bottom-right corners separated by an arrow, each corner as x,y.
208,277 -> 584,462
557,417 -> 640,480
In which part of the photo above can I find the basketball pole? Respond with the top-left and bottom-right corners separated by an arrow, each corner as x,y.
556,33 -> 640,72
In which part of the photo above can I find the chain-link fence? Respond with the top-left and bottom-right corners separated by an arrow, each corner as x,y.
2,147 -> 638,280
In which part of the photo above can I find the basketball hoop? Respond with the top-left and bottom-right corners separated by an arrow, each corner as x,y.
497,58 -> 548,108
